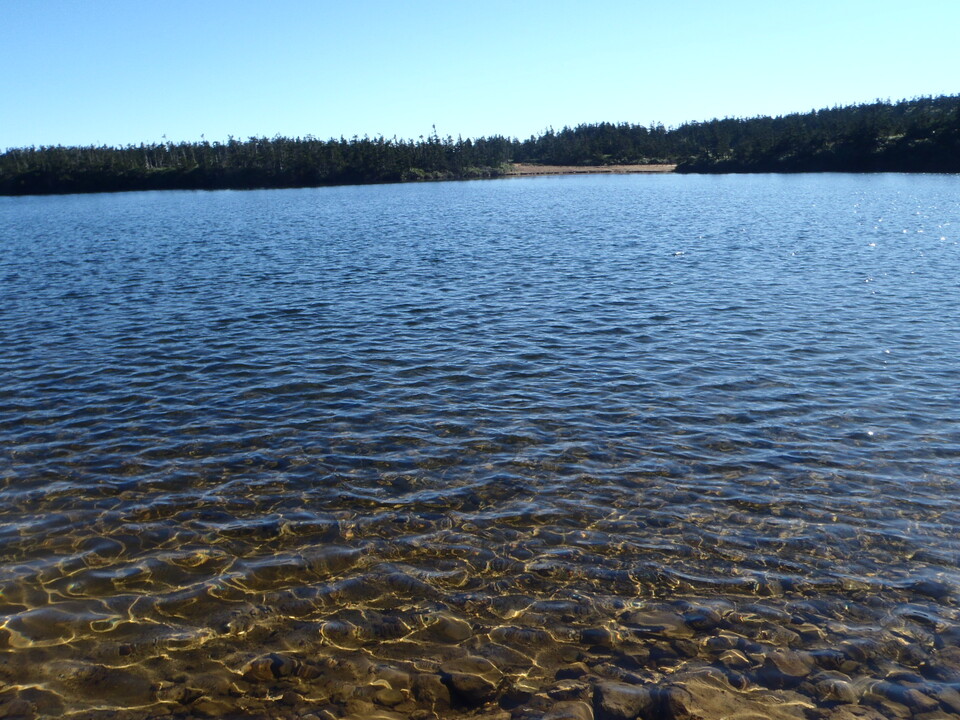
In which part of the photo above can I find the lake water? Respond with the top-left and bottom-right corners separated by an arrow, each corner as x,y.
1,173 -> 960,720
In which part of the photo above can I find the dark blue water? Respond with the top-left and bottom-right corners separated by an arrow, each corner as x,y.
2,174 -> 960,719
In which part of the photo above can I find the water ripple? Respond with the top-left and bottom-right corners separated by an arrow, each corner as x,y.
1,175 -> 960,718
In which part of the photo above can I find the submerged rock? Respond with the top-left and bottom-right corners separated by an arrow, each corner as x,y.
439,656 -> 503,707
544,699 -> 595,720
682,608 -> 722,632
592,681 -> 655,720
373,687 -> 406,707
936,686 -> 960,714
444,671 -> 499,706
812,675 -> 859,704
823,705 -> 888,720
758,649 -> 816,689
863,681 -> 939,714
556,662 -> 591,680
659,685 -> 696,720
241,652 -> 299,681
548,680 -> 592,702
422,614 -> 472,642
411,673 -> 451,709
653,675 -> 812,720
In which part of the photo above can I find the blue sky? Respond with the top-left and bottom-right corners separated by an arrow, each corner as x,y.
2,0 -> 957,149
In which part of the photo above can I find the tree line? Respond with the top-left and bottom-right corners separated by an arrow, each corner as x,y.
675,94 -> 960,173
2,95 -> 958,195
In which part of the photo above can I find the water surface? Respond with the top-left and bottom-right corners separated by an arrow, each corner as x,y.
2,174 -> 960,719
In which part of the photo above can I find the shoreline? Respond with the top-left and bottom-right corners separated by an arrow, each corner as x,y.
0,163 -> 678,197
505,163 -> 676,176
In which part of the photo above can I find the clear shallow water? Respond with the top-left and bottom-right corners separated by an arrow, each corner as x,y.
1,173 -> 960,720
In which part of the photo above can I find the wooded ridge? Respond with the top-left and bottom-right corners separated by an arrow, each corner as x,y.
2,95 -> 958,195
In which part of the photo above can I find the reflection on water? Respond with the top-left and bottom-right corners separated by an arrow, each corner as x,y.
1,174 -> 960,719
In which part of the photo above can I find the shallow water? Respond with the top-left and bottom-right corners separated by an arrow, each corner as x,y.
2,174 -> 960,719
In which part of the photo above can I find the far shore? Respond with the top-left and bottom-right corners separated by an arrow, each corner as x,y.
505,162 -> 676,176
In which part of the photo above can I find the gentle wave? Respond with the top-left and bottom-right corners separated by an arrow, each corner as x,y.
1,174 -> 960,718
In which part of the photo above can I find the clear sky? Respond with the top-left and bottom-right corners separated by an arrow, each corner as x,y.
2,0 -> 957,149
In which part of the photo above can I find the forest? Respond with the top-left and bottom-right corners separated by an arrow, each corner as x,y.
1,95 -> 958,195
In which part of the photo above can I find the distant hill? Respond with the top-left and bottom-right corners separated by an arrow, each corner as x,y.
2,96 -> 958,195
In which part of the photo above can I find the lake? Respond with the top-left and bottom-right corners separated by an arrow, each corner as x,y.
1,173 -> 959,720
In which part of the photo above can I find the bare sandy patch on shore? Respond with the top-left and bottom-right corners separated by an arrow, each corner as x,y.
505,162 -> 675,176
